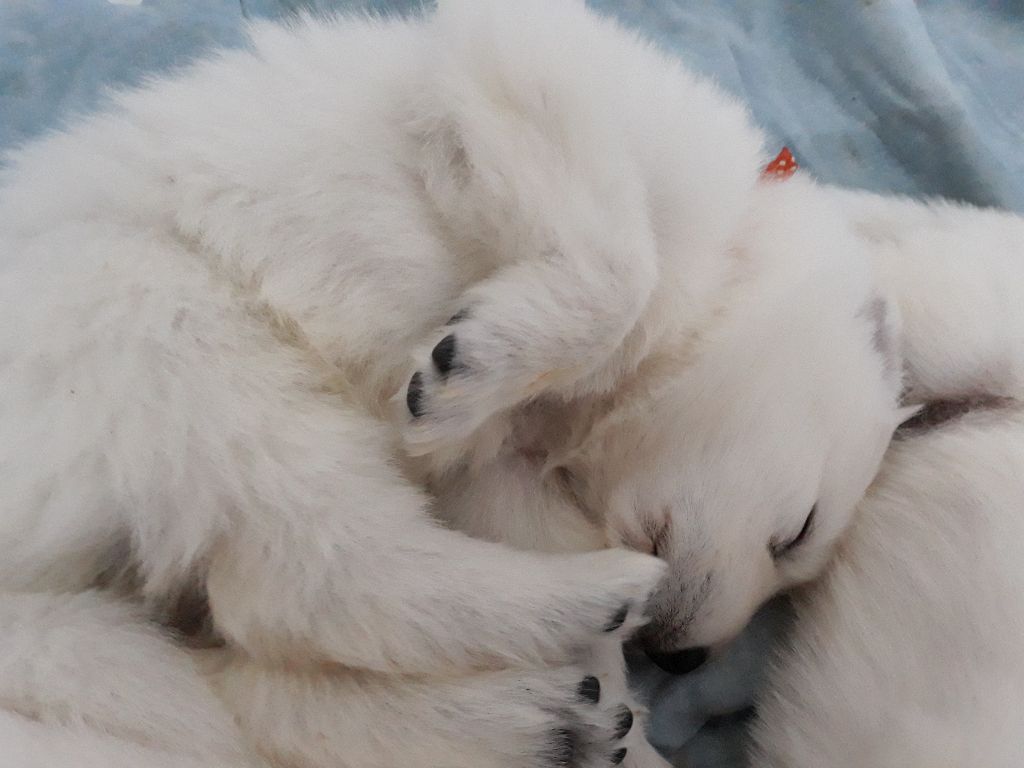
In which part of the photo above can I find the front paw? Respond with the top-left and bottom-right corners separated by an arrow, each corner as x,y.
463,667 -> 640,768
400,309 -> 557,455
404,325 -> 464,422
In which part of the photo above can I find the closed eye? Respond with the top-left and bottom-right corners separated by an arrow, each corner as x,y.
770,504 -> 816,560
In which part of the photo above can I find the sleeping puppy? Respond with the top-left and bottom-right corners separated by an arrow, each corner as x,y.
430,173 -> 909,668
434,134 -> 1024,694
0,1 -> 921,767
751,403 -> 1024,768
0,0 -> 748,764
748,195 -> 1024,768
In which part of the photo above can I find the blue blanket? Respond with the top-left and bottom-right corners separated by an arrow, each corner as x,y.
2,2 -> 1022,766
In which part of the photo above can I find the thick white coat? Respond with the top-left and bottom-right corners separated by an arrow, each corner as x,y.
3,0 -> 1007,765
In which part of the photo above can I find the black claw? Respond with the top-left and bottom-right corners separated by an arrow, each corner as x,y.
446,308 -> 469,325
549,729 -> 576,767
431,334 -> 458,375
604,605 -> 628,632
577,675 -> 601,704
614,706 -> 634,739
406,371 -> 424,417
610,747 -> 627,765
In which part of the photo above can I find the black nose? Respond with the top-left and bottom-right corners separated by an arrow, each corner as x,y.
646,646 -> 709,675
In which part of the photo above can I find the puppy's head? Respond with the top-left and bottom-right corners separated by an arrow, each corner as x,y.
556,244 -> 908,666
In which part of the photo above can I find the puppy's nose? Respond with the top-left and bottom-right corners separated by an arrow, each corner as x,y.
645,646 -> 709,675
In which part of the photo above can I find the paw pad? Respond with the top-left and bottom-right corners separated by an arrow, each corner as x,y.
431,334 -> 458,375
406,371 -> 425,418
613,706 -> 633,739
549,729 -> 576,767
577,676 -> 601,704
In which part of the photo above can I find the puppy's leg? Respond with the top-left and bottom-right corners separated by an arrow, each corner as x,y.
431,440 -> 670,767
0,591 -> 257,768
210,648 -> 649,768
205,410 -> 663,674
0,716 -> 255,768
402,85 -> 661,454
400,236 -> 657,454
1,228 -> 662,676
153,290 -> 665,676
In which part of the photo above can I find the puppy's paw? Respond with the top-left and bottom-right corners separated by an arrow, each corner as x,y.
400,308 -> 581,455
432,548 -> 665,674
457,667 -> 643,768
559,549 -> 667,643
400,309 -> 518,453
501,549 -> 665,669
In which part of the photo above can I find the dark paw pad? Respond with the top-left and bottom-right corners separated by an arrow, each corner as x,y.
431,334 -> 458,375
613,706 -> 633,739
577,676 -> 600,704
548,729 -> 577,767
406,371 -> 425,418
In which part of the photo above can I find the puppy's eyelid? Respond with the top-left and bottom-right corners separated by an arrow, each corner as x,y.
770,504 -> 816,560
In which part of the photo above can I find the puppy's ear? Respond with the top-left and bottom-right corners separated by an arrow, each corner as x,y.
860,294 -> 902,384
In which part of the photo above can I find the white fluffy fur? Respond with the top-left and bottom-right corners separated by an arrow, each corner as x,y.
0,1 -> 759,764
748,195 -> 1024,767
752,407 -> 1024,767
3,0 -> 1016,765
0,591 -> 257,768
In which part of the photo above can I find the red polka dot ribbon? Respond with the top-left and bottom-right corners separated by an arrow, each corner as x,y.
761,146 -> 798,180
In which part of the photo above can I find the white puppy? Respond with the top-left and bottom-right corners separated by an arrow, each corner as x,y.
432,173 -> 908,665
0,1 -> 734,765
748,195 -> 1024,768
751,405 -> 1024,767
0,1 -> 915,765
